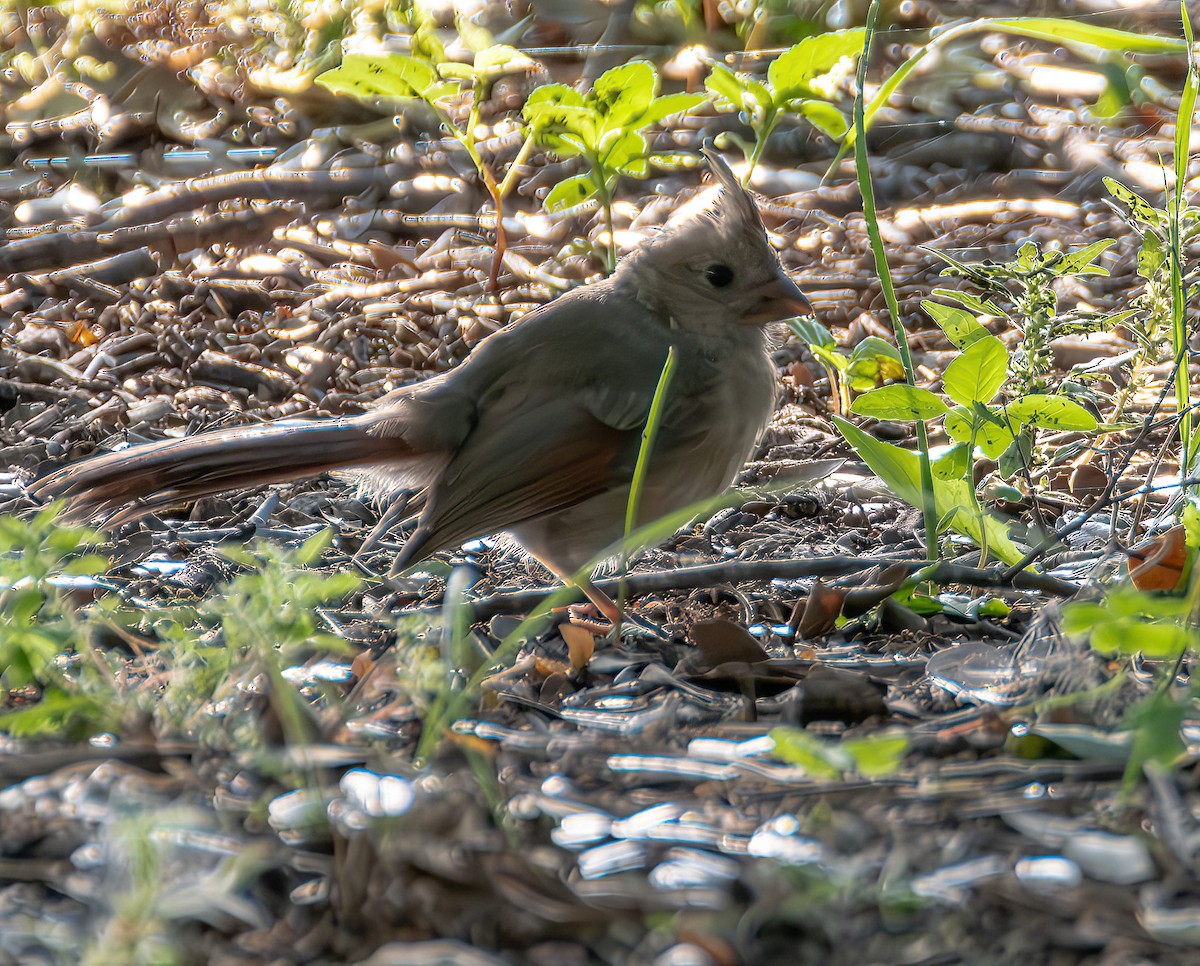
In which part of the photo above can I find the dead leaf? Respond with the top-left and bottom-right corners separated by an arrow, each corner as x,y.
1128,525 -> 1188,592
66,321 -> 98,347
795,580 -> 846,639
559,622 -> 596,672
534,655 -> 572,678
350,651 -> 375,682
1069,463 -> 1108,501
841,562 -> 910,617
690,618 -> 769,668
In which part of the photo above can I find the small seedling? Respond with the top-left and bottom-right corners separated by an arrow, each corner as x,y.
521,60 -> 705,272
706,28 -> 865,181
317,39 -> 537,290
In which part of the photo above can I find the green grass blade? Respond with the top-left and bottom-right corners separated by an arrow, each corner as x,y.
852,1 -> 938,561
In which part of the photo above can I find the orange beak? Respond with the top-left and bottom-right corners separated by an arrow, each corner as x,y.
742,271 -> 813,325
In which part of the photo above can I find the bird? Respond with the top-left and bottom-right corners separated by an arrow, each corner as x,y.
28,148 -> 812,620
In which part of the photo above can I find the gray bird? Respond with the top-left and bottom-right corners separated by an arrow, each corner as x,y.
29,149 -> 812,619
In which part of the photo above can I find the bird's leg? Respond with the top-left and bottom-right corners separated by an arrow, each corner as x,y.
567,576 -> 673,642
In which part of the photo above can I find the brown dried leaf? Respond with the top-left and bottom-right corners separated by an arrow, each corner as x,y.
690,618 -> 769,667
796,580 -> 846,639
559,623 -> 596,672
1128,524 -> 1188,592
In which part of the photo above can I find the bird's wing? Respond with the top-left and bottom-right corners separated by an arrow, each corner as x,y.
394,290 -> 678,564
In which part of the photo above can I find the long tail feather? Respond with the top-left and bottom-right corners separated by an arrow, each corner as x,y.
28,415 -> 407,523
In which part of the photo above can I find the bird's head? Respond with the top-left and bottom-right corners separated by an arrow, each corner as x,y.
615,147 -> 812,335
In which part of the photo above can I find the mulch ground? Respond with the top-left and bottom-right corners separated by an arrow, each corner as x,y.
2,1 -> 1199,963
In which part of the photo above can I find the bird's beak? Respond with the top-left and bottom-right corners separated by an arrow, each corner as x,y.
742,271 -> 813,325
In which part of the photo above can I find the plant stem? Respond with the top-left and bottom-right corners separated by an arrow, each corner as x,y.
587,153 -> 617,273
854,0 -> 939,562
1171,1 -> 1197,477
743,113 -> 776,185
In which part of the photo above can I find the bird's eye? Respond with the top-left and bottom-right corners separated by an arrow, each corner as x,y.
704,264 -> 734,287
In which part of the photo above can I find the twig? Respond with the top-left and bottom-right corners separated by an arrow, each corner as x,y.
432,554 -> 1078,620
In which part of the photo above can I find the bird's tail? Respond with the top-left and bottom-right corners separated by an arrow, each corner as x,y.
28,414 -> 405,524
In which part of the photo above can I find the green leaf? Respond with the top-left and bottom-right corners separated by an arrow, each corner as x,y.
789,317 -> 836,350
1053,238 -> 1116,276
543,173 -> 597,211
1183,500 -> 1200,550
942,335 -> 1007,406
1103,177 -> 1168,231
997,427 -> 1033,481
847,336 -> 904,391
812,344 -> 848,372
843,732 -> 910,777
473,44 -> 535,79
603,129 -> 649,176
316,54 -> 443,102
593,61 -> 656,129
931,287 -> 1005,317
1091,619 -> 1191,657
769,727 -> 844,778
10,586 -> 44,624
835,416 -> 1028,564
523,84 -> 594,145
1004,394 -> 1098,431
851,385 -> 948,422
1138,231 -> 1166,279
796,100 -> 849,138
705,63 -> 748,110
638,91 -> 707,128
932,443 -> 971,481
944,405 -> 1017,459
987,17 -> 1188,56
767,29 -> 866,101
922,299 -> 990,349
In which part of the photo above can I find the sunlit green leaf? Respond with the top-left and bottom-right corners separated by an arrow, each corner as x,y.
944,405 -> 1017,459
1138,231 -> 1166,279
767,28 -> 866,100
932,443 -> 971,480
316,54 -> 443,102
796,99 -> 849,138
851,384 -> 948,422
770,727 -> 846,777
922,299 -> 990,349
705,63 -> 748,110
1004,394 -> 1098,431
1053,238 -> 1116,276
473,44 -> 536,79
833,416 -> 1029,565
789,317 -> 837,350
930,287 -> 1006,317
603,129 -> 649,176
1104,177 -> 1169,231
847,336 -> 904,390
987,17 -> 1188,55
843,732 -> 910,777
638,91 -> 707,128
593,61 -> 656,129
942,335 -> 1007,406
543,172 -> 597,211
